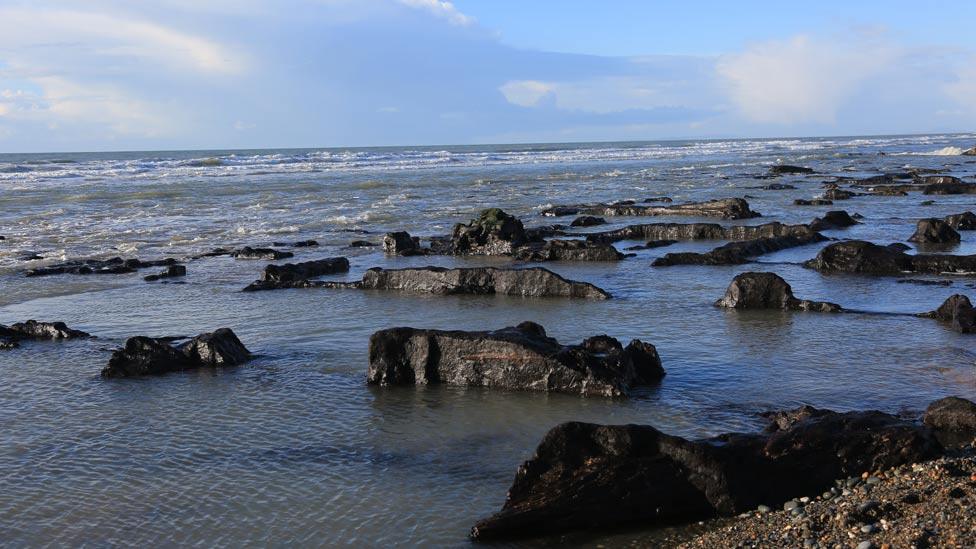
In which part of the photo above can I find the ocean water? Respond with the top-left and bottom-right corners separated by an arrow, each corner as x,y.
1,135 -> 976,547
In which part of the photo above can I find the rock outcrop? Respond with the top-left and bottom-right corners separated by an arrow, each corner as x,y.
570,216 -> 605,227
908,219 -> 961,244
917,294 -> 975,333
144,264 -> 186,282
715,272 -> 841,312
924,397 -> 976,448
471,407 -> 942,540
242,257 -> 351,291
450,208 -> 529,255
652,233 -> 826,267
513,240 -> 623,261
25,257 -> 179,277
768,164 -> 815,175
805,240 -> 976,275
383,231 -> 423,256
922,176 -> 976,195
542,198 -> 760,220
945,211 -> 976,230
231,247 -> 294,260
101,328 -> 251,377
272,240 -> 319,247
585,221 -> 819,244
794,199 -> 833,206
809,210 -> 859,231
367,322 -> 663,397
0,320 -> 90,349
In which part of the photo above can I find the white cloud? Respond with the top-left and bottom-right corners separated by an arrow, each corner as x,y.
396,0 -> 474,26
499,80 -> 555,107
718,34 -> 893,124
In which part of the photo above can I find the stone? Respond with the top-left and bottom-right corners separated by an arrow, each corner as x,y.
231,247 -> 294,260
25,257 -> 179,277
810,211 -> 859,231
653,233 -> 826,266
513,239 -> 624,261
349,240 -> 376,247
543,198 -> 760,220
586,221 -> 819,244
383,231 -> 423,256
144,264 -> 187,282
101,328 -> 251,377
0,320 -> 90,347
917,294 -> 976,333
794,199 -> 833,206
962,146 -> 976,156
715,272 -> 841,312
242,257 -> 351,291
272,240 -> 319,247
570,216 -> 606,227
908,219 -> 961,244
367,322 -> 663,397
805,240 -> 976,276
944,212 -> 976,230
769,165 -> 815,175
450,208 -> 528,255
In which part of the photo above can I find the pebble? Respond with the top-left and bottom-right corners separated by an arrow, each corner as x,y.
784,500 -> 800,511
757,505 -> 771,513
857,541 -> 874,549
861,524 -> 877,534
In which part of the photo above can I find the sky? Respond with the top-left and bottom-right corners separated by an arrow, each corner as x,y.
0,0 -> 975,152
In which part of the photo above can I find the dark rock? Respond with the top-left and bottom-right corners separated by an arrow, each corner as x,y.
822,188 -> 860,200
887,242 -> 911,252
543,198 -> 760,220
272,240 -> 319,248
896,279 -> 952,287
349,240 -> 376,247
25,257 -> 178,277
586,221 -> 818,244
653,233 -> 826,267
805,240 -> 976,276
513,240 -> 623,262
18,252 -> 43,261
921,200 -> 936,206
922,177 -> 976,195
643,196 -> 673,203
794,199 -> 833,206
540,206 -> 582,217
923,397 -> 976,448
715,272 -> 841,312
962,146 -> 976,156
367,322 -> 663,396
917,294 -> 975,333
231,247 -> 294,260
625,240 -> 678,251
0,320 -> 90,345
810,211 -> 859,231
451,208 -> 528,255
523,224 -> 569,241
908,219 -> 961,244
144,264 -> 187,282
570,216 -> 606,227
945,212 -> 976,230
769,165 -> 815,175
101,328 -> 251,377
760,183 -> 797,190
471,407 -> 941,540
383,231 -> 424,256
242,257 -> 350,291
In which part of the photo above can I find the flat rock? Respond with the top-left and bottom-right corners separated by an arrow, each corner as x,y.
101,328 -> 251,377
794,199 -> 833,206
810,210 -> 859,231
367,321 -> 663,396
543,198 -> 760,220
272,240 -> 319,247
383,231 -> 424,256
570,216 -> 606,227
586,221 -> 818,244
715,272 -> 841,312
144,264 -> 187,282
908,218 -> 961,244
769,164 -> 815,175
25,257 -> 179,277
0,320 -> 90,345
805,240 -> 976,275
243,257 -> 351,291
513,239 -> 623,261
923,396 -> 976,448
653,233 -> 826,266
231,247 -> 294,260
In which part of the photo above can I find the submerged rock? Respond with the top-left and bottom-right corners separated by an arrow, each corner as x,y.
923,177 -> 976,195
794,198 -> 833,206
809,210 -> 859,231
653,233 -> 826,267
513,239 -> 623,261
758,183 -> 796,190
231,247 -> 294,260
349,240 -> 376,247
367,322 -> 663,396
144,264 -> 187,282
242,257 -> 351,291
715,272 -> 841,312
625,240 -> 678,250
382,231 -> 423,256
917,294 -> 975,333
822,188 -> 860,200
923,397 -> 976,448
272,240 -> 319,248
0,320 -> 90,347
25,257 -> 179,277
768,164 -> 815,175
944,211 -> 976,230
570,215 -> 606,227
908,218 -> 961,244
101,328 -> 251,377
471,407 -> 941,540
805,240 -> 976,275
585,221 -> 818,244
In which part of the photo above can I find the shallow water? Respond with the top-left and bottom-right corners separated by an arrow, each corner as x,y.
1,135 -> 976,547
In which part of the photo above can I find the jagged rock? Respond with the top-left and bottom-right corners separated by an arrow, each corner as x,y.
715,272 -> 841,312
451,208 -> 528,255
909,218 -> 961,244
367,322 -> 663,396
513,240 -> 623,261
570,216 -> 606,227
25,257 -> 179,277
794,199 -> 833,206
768,165 -> 814,175
923,177 -> 976,195
0,320 -> 90,344
144,264 -> 187,282
653,233 -> 826,267
383,231 -> 423,256
242,257 -> 350,291
805,240 -> 976,275
585,221 -> 818,244
542,198 -> 760,220
471,407 -> 941,540
917,294 -> 975,333
231,247 -> 294,260
810,210 -> 859,231
924,397 -> 976,448
101,328 -> 251,377
945,212 -> 976,230
272,240 -> 319,247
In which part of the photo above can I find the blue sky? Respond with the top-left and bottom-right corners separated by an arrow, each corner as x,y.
0,0 -> 974,152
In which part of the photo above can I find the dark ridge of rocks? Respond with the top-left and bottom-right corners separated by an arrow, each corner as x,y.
756,183 -> 796,190
809,210 -> 860,231
272,240 -> 319,248
805,240 -> 976,276
242,257 -> 350,291
821,188 -> 861,200
101,328 -> 251,378
230,247 -> 294,260
367,321 -> 663,397
922,177 -> 976,195
652,233 -> 827,267
513,239 -> 624,262
794,198 -> 833,206
0,235 -> 4,240
19,252 -> 43,261
887,242 -> 910,251
542,198 -> 760,220
585,221 -> 819,244
917,175 -> 964,185
0,320 -> 90,348
25,257 -> 179,277
917,294 -> 975,333
715,272 -> 842,312
945,211 -> 976,230
382,231 -> 424,256
523,224 -> 569,240
924,397 -> 976,448
144,264 -> 187,282
247,266 -> 611,299
908,218 -> 961,244
921,199 -> 936,205
470,406 -> 942,541
570,215 -> 606,227
349,240 -> 376,247
897,279 -> 953,286
625,240 -> 678,251
643,196 -> 673,203
768,164 -> 815,175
